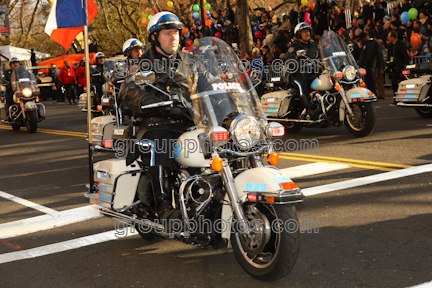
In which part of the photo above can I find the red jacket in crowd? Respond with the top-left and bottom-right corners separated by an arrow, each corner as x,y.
76,66 -> 89,87
59,66 -> 76,84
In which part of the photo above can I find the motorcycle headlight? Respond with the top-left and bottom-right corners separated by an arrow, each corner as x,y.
22,88 -> 32,97
343,66 -> 356,81
230,115 -> 261,149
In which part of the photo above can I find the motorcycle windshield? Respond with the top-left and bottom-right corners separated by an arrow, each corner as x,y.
11,65 -> 38,92
188,37 -> 265,130
319,31 -> 358,73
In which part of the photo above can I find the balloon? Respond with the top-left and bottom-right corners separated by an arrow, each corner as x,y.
401,11 -> 410,24
194,38 -> 199,45
205,19 -> 212,27
148,15 -> 153,20
215,32 -> 222,39
206,14 -> 212,19
185,32 -> 190,38
203,0 -> 206,4
308,3 -> 315,10
411,33 -> 421,45
301,0 -> 308,6
182,27 -> 189,35
254,31 -> 262,39
191,44 -> 199,51
205,3 -> 211,10
186,39 -> 193,46
409,8 -> 418,20
153,9 -> 157,15
141,19 -> 147,25
196,19 -> 202,26
193,4 -> 199,12
193,12 -> 199,19
167,1 -> 173,7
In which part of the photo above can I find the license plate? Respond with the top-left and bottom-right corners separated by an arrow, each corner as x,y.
102,98 -> 110,103
406,64 -> 416,69
267,98 -> 275,102
271,77 -> 281,82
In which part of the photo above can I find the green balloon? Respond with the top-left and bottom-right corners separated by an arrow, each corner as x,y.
148,15 -> 153,20
205,3 -> 211,10
409,8 -> 418,20
193,4 -> 200,12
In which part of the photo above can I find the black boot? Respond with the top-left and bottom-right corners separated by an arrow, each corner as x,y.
148,165 -> 175,220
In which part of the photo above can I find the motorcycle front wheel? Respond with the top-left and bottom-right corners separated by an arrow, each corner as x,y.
26,111 -> 37,133
345,102 -> 376,137
415,107 -> 432,118
231,204 -> 300,281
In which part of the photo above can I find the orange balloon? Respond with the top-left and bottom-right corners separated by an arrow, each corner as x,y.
182,27 -> 189,36
308,3 -> 315,10
205,19 -> 212,27
411,33 -> 420,46
141,19 -> 147,25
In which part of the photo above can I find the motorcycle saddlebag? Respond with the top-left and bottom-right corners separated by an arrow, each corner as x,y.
91,159 -> 141,211
395,75 -> 431,103
260,90 -> 292,118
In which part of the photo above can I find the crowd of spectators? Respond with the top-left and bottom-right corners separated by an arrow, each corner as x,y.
179,0 -> 432,98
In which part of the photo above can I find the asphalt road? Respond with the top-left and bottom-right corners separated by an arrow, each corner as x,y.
0,97 -> 431,288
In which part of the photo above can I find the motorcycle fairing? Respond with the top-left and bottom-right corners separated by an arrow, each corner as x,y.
345,87 -> 377,103
395,75 -> 431,103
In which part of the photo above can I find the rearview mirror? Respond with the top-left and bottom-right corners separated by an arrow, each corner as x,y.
135,71 -> 155,85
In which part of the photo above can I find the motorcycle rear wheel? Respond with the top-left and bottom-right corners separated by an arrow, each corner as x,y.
231,204 -> 300,281
415,107 -> 432,118
26,111 -> 37,133
345,103 -> 376,137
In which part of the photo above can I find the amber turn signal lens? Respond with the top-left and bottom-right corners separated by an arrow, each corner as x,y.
280,182 -> 298,190
211,157 -> 224,171
335,84 -> 341,92
360,81 -> 366,88
268,152 -> 279,165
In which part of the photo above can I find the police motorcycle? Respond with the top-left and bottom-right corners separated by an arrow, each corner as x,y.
393,52 -> 432,118
0,65 -> 45,132
261,31 -> 377,137
85,37 -> 305,281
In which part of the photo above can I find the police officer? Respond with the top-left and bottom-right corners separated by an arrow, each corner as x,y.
123,38 -> 145,60
91,52 -> 107,104
287,22 -> 320,118
119,12 -> 213,220
4,57 -> 20,120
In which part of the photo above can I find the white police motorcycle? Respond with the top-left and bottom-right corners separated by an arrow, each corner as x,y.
85,37 -> 305,281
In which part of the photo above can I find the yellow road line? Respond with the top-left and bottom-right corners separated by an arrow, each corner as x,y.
280,152 -> 412,169
279,155 -> 396,172
0,125 -> 87,138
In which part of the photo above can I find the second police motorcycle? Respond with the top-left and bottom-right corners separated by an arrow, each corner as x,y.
261,31 -> 377,137
85,37 -> 305,281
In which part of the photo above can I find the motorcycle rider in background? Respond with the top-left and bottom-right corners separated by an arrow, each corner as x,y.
287,22 -> 320,119
92,52 -> 107,105
119,12 -> 213,220
3,57 -> 20,120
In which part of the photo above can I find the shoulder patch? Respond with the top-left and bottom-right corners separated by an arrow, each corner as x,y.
288,47 -> 295,53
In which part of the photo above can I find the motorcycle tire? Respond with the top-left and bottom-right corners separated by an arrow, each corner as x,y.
415,107 -> 432,118
281,121 -> 303,134
12,123 -> 20,130
231,204 -> 300,281
26,111 -> 37,133
345,102 -> 376,137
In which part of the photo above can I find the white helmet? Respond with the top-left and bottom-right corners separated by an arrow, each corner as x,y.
95,52 -> 105,60
147,11 -> 184,39
122,38 -> 144,56
294,22 -> 312,37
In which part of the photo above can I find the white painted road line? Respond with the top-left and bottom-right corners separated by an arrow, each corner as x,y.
408,281 -> 432,287
0,205 -> 102,239
0,191 -> 58,216
302,163 -> 432,196
0,230 -> 137,265
281,162 -> 350,179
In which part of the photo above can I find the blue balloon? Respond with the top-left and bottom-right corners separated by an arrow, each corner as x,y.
401,11 -> 410,24
196,19 -> 202,26
193,12 -> 199,19
185,31 -> 190,38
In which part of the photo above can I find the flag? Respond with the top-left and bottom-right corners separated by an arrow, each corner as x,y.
45,0 -> 98,50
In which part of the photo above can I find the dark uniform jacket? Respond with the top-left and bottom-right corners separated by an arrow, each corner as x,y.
359,39 -> 379,69
387,40 -> 409,75
287,39 -> 320,81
